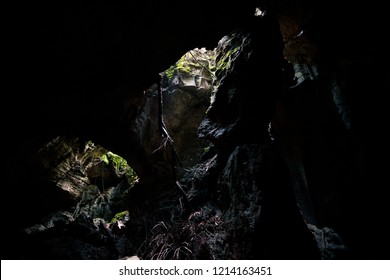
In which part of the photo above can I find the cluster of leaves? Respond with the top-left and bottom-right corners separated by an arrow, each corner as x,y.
142,205 -> 224,260
145,221 -> 194,260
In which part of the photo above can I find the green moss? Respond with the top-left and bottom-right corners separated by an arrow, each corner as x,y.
100,151 -> 139,185
163,50 -> 217,80
203,146 -> 211,154
110,210 -> 129,223
216,45 -> 241,72
100,153 -> 109,165
164,54 -> 193,79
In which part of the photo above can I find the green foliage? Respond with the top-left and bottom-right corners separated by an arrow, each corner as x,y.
110,210 -> 129,223
100,151 -> 138,185
100,153 -> 109,165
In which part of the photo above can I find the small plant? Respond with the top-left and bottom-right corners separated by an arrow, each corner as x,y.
110,210 -> 130,223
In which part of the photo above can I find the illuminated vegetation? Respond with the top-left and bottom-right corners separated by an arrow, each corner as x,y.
101,151 -> 138,186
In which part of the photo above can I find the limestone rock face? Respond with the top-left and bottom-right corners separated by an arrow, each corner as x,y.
160,48 -> 216,169
3,137 -> 139,259
142,14 -> 321,260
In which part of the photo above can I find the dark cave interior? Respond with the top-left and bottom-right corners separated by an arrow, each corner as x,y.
3,0 -> 389,260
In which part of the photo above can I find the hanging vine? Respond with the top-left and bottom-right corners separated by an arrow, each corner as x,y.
156,80 -> 192,212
